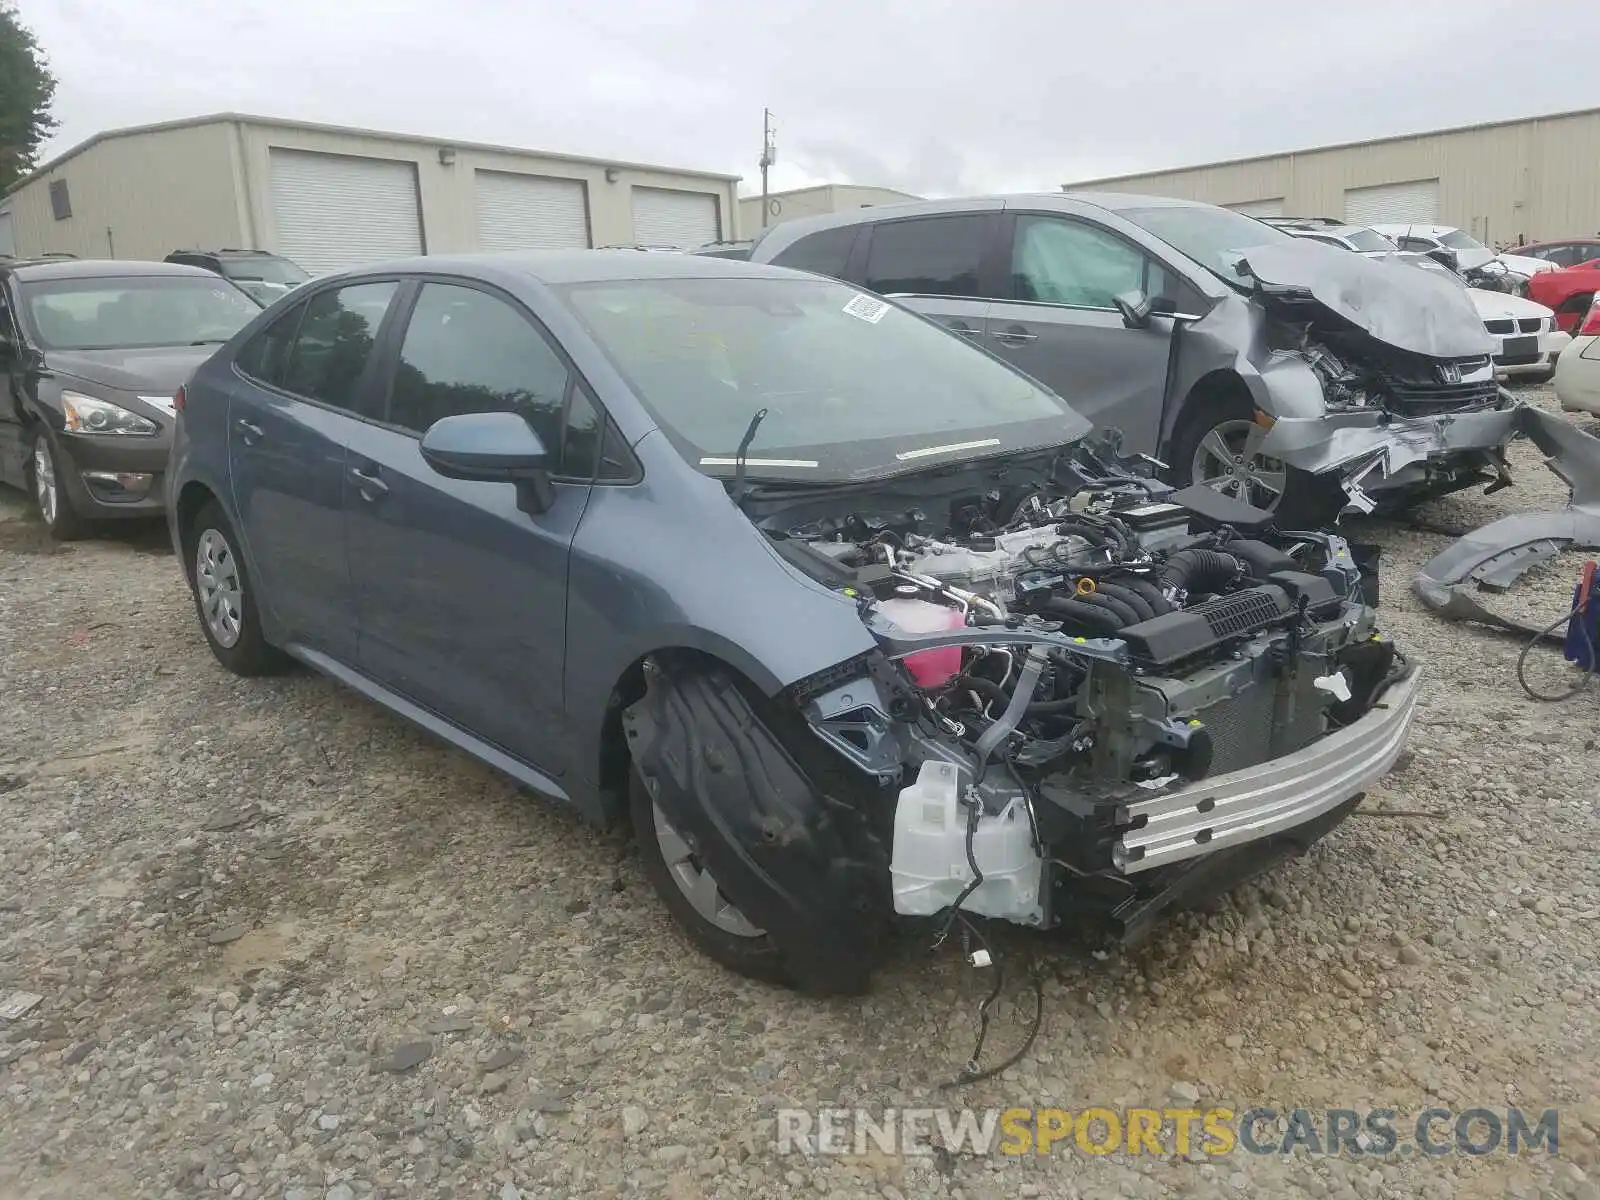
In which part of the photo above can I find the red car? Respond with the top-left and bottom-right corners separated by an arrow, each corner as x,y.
1527,255 -> 1600,333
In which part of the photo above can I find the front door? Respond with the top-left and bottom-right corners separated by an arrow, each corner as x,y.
345,280 -> 597,774
0,283 -> 26,489
987,213 -> 1178,456
228,279 -> 401,661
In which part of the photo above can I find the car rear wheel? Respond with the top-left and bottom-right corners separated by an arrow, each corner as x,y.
183,500 -> 290,676
29,434 -> 87,541
1170,393 -> 1345,528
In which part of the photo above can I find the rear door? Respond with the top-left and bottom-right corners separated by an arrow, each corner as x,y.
229,280 -> 401,661
854,213 -> 1001,347
343,279 -> 600,774
986,212 -> 1190,453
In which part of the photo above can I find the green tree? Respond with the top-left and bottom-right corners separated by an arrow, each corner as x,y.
0,2 -> 57,192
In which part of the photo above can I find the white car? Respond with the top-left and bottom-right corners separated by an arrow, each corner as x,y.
1275,225 -> 1570,381
1369,223 -> 1557,280
1470,287 -> 1570,382
1554,296 -> 1600,416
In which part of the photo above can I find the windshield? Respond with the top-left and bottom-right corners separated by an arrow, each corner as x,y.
1345,228 -> 1396,252
1439,229 -> 1487,252
21,275 -> 262,350
557,275 -> 1088,481
1118,205 -> 1292,286
220,257 -> 308,285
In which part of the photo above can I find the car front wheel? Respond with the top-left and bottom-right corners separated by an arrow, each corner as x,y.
183,500 -> 290,676
1170,393 -> 1345,528
29,433 -> 87,541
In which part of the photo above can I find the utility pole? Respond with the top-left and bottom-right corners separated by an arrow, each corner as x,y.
759,108 -> 776,228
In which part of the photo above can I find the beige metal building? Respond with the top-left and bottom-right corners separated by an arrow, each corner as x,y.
1065,106 -> 1600,244
740,183 -> 923,232
0,113 -> 742,273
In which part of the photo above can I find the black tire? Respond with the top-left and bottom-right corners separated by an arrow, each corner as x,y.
181,500 -> 290,676
27,431 -> 88,542
625,662 -> 891,994
630,768 -> 795,988
1169,390 -> 1346,529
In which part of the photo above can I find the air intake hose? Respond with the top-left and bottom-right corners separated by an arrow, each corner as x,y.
1161,549 -> 1241,596
1036,596 -> 1125,637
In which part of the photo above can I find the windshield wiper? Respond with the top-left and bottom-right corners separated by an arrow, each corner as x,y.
188,338 -> 228,345
729,407 -> 769,510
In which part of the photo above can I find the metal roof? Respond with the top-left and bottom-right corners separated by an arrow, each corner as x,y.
5,112 -> 742,198
1063,104 -> 1600,190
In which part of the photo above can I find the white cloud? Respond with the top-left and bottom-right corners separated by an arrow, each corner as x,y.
18,0 -> 1600,197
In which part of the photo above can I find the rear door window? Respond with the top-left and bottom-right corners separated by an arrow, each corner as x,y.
861,215 -> 988,297
277,282 -> 398,412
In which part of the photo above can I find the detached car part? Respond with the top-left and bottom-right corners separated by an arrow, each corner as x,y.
1415,405 -> 1600,640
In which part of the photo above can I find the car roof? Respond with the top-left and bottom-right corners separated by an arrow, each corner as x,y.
1370,224 -> 1456,237
1281,223 -> 1370,238
1525,237 -> 1600,248
333,249 -> 816,286
4,258 -> 221,282
170,248 -> 285,259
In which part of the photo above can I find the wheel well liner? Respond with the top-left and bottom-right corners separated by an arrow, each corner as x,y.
619,654 -> 891,993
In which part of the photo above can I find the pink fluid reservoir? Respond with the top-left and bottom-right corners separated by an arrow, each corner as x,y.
877,598 -> 965,688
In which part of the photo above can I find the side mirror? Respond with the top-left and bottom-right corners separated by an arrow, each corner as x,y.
1479,259 -> 1508,277
1425,247 -> 1460,273
420,411 -> 554,514
1113,290 -> 1154,329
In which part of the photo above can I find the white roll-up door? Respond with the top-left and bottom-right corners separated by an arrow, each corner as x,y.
1344,180 -> 1439,227
474,171 -> 590,251
631,187 -> 719,248
0,211 -> 14,257
1225,198 -> 1285,218
268,149 -> 423,276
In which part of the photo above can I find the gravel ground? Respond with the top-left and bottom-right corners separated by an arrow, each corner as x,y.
2,383 -> 1598,1200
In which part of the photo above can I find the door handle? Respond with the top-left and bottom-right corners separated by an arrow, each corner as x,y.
235,418 -> 264,445
947,322 -> 982,338
349,465 -> 389,500
991,327 -> 1038,345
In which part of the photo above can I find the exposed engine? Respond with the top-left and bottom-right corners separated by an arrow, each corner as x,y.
778,460 -> 1410,937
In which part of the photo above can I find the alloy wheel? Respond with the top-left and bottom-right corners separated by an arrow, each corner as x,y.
195,528 -> 245,648
652,802 -> 764,938
33,440 -> 57,526
1191,418 -> 1288,511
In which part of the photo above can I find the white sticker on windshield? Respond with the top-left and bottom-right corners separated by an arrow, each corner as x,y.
842,293 -> 889,324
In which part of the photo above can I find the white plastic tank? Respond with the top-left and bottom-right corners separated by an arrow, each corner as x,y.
890,759 -> 1044,924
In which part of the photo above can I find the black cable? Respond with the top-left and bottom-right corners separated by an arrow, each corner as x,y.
941,921 -> 1046,1089
1517,594 -> 1597,702
932,798 -> 984,946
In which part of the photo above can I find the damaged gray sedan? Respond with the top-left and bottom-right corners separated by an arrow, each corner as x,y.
170,253 -> 1419,996
748,194 -> 1516,528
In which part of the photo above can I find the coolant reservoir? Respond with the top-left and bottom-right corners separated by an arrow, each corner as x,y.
877,597 -> 964,688
890,760 -> 1044,924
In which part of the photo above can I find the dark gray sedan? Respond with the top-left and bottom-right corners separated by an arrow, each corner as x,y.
168,252 -> 1418,995
0,258 -> 262,538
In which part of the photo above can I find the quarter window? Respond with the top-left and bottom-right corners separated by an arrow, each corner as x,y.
389,283 -> 604,478
770,225 -> 858,280
1011,216 -> 1171,309
277,282 -> 397,411
862,215 -> 987,297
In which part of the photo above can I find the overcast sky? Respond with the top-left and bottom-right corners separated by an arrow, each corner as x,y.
20,0 -> 1600,197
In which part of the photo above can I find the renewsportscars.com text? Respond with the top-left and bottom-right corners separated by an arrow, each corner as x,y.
776,1106 -> 1559,1159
